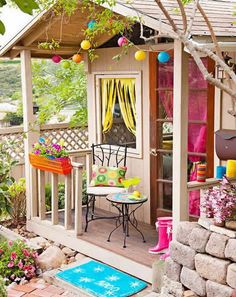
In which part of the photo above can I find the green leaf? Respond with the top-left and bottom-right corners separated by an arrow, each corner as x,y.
0,20 -> 5,35
12,0 -> 39,15
0,0 -> 6,7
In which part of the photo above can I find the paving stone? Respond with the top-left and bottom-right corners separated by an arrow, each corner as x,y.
165,257 -> 182,282
225,239 -> 236,261
189,227 -> 211,253
205,232 -> 229,258
12,284 -> 36,293
7,289 -> 25,297
227,263 -> 236,289
206,280 -> 233,297
198,218 -> 214,230
161,276 -> 184,297
180,267 -> 206,296
176,222 -> 198,246
170,241 -> 196,269
195,253 -> 230,284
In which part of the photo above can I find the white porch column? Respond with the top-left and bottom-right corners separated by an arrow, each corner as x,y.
172,40 -> 189,235
21,50 -> 39,220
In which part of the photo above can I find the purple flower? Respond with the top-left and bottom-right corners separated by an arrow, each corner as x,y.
34,149 -> 41,155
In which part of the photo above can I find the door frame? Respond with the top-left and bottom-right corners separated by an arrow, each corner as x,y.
149,52 -> 215,224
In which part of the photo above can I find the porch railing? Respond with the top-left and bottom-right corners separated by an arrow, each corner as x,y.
0,123 -> 88,163
30,149 -> 92,236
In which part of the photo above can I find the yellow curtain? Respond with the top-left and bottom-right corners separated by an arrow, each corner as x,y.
101,78 -> 117,133
101,78 -> 136,135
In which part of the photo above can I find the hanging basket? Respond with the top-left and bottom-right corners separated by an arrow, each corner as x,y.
29,153 -> 72,175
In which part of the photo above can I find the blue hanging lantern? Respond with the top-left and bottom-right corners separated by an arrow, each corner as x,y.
87,20 -> 97,30
158,51 -> 170,63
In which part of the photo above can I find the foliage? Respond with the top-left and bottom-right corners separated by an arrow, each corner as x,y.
0,0 -> 39,35
0,239 -> 38,284
0,63 -> 21,100
45,182 -> 65,211
7,178 -> 26,226
0,277 -> 7,297
0,140 -> 18,217
201,177 -> 236,223
3,112 -> 23,126
32,59 -> 87,125
45,172 -> 88,210
32,138 -> 69,159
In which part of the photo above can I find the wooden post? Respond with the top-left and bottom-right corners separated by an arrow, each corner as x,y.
38,170 -> 46,220
51,173 -> 59,225
20,50 -> 39,220
172,40 -> 189,235
64,173 -> 72,229
74,164 -> 83,236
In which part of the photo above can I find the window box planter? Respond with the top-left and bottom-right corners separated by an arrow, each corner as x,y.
29,153 -> 72,175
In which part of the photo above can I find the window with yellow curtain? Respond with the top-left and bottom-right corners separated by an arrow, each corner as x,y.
100,77 -> 137,149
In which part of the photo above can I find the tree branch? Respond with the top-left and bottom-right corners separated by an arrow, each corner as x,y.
176,0 -> 187,33
154,0 -> 179,33
185,0 -> 199,38
197,2 -> 222,59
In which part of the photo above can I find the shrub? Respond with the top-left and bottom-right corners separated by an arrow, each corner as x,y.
0,239 -> 38,284
7,178 -> 26,226
0,277 -> 7,297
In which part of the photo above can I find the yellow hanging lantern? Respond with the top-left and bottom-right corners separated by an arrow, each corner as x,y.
81,40 -> 91,50
135,50 -> 146,61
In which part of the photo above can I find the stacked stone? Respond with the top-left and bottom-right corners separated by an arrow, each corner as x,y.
162,221 -> 236,297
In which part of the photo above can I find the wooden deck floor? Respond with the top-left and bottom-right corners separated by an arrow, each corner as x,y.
49,208 -> 158,268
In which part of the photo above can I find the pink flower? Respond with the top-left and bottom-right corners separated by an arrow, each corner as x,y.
18,260 -> 23,269
10,252 -> 17,260
0,249 -> 3,254
7,261 -> 14,268
32,251 -> 38,259
22,249 -> 30,257
8,240 -> 13,246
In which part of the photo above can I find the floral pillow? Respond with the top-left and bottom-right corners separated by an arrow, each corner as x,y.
90,165 -> 127,187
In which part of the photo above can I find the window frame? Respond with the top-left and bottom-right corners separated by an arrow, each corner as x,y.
95,72 -> 143,158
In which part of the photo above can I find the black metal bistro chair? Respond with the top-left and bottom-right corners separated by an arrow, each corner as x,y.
85,143 -> 128,232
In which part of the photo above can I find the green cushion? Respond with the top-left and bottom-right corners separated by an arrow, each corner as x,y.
90,165 -> 127,187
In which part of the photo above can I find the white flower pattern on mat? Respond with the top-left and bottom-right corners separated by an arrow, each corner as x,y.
104,290 -> 116,296
94,266 -> 104,272
130,281 -> 142,288
79,277 -> 93,283
74,268 -> 84,273
106,275 -> 120,282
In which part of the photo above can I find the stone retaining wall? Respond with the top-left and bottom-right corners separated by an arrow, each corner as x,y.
161,220 -> 236,297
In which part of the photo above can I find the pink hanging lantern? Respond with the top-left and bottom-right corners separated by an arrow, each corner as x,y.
118,36 -> 128,47
52,55 -> 62,63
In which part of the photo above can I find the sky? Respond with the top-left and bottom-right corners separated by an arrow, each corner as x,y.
0,6 -> 33,48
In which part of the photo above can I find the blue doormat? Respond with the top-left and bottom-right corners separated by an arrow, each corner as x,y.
56,260 -> 147,297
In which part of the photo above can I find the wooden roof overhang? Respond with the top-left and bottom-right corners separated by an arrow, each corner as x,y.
0,3 -> 117,59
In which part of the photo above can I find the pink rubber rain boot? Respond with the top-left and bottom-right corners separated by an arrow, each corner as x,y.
149,217 -> 172,254
160,221 -> 173,260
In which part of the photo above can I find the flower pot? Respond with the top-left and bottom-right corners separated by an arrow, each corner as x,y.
225,220 -> 236,231
29,153 -> 72,175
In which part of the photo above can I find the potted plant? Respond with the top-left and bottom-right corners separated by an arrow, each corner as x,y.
29,137 -> 72,175
201,177 -> 236,227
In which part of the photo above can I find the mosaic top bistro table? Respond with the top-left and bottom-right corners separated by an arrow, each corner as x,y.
106,193 -> 148,248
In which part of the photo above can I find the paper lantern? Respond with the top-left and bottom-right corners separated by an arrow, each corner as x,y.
135,50 -> 146,61
52,55 -> 62,63
72,54 -> 82,63
88,20 -> 97,30
81,40 -> 91,50
61,60 -> 70,68
118,36 -> 128,47
157,51 -> 170,63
